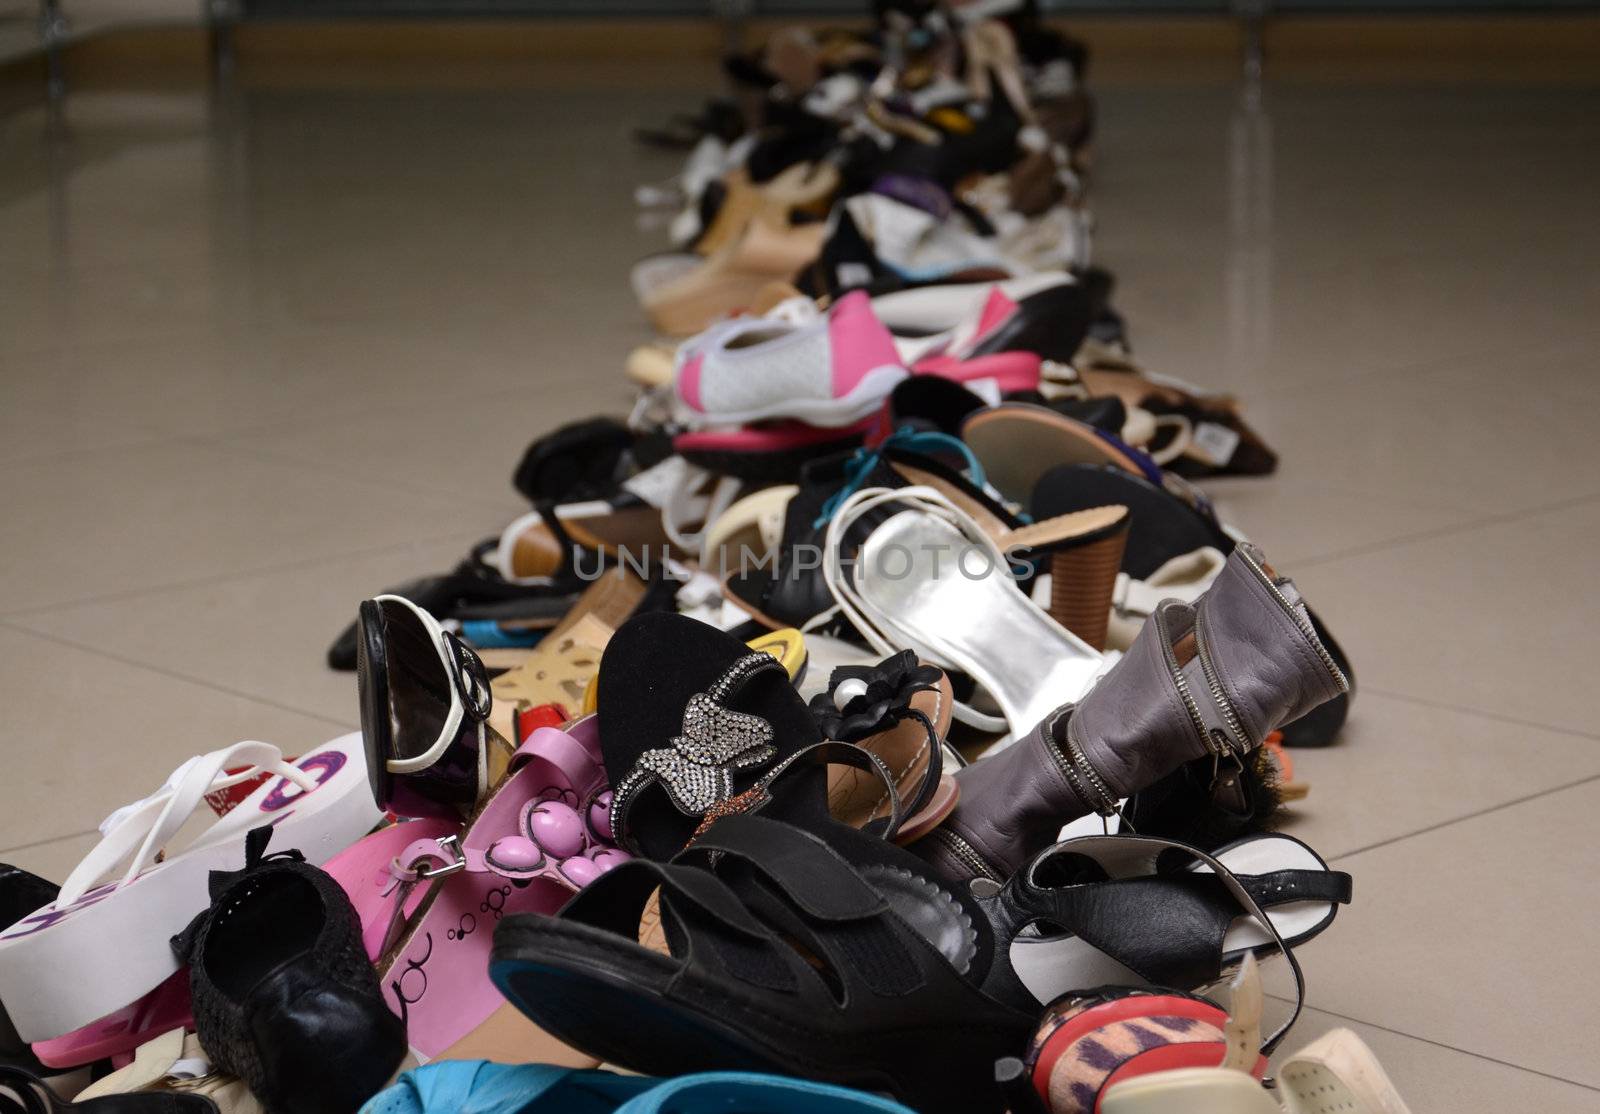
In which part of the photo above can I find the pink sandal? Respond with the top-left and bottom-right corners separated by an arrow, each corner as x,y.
359,716 -> 628,1060
29,971 -> 192,1069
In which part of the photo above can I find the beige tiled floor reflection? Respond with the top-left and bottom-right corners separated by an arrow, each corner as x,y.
2,63 -> 1599,1107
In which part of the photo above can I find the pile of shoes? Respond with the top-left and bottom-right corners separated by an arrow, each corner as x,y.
0,6 -> 1413,1114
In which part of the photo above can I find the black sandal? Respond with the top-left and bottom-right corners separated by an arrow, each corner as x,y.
598,614 -> 956,857
978,830 -> 1350,1044
596,611 -> 832,860
490,806 -> 1035,1114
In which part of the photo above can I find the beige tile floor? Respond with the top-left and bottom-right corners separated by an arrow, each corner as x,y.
2,56 -> 1599,1111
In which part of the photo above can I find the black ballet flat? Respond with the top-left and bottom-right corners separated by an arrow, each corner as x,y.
170,828 -> 405,1114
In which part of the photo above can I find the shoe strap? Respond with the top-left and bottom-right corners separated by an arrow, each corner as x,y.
607,652 -> 788,853
1015,833 -> 1306,1053
689,738 -> 905,845
372,595 -> 489,797
58,741 -> 314,907
813,426 -> 987,529
817,483 -> 1014,733
1111,547 -> 1226,620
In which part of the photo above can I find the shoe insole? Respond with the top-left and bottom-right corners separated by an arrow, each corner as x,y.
826,673 -> 952,832
963,404 -> 1145,507
856,511 -> 1101,741
1279,1029 -> 1414,1114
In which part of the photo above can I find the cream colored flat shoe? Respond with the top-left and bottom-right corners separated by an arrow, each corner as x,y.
1102,1068 -> 1279,1114
1279,1029 -> 1414,1114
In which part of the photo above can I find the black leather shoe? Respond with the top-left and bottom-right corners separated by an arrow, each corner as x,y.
0,866 -> 62,1078
171,829 -> 404,1114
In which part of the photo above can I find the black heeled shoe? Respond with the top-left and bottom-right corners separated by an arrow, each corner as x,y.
356,593 -> 506,817
171,828 -> 405,1114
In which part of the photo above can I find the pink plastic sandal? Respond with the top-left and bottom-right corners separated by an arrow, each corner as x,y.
30,970 -> 192,1069
324,815 -> 461,962
365,715 -> 629,1060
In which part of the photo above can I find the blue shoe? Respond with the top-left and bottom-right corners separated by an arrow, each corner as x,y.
361,1062 -> 915,1114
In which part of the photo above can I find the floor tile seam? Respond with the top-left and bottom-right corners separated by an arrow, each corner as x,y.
0,829 -> 100,858
1360,686 -> 1600,743
1251,324 -> 1600,404
1211,477 -> 1486,518
1286,490 -> 1600,569
0,526 -> 487,619
0,619 -> 358,730
187,374 -> 626,443
1326,770 -> 1600,863
189,434 -> 523,511
1262,995 -> 1600,1093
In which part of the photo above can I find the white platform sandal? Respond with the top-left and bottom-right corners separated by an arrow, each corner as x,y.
0,735 -> 380,1041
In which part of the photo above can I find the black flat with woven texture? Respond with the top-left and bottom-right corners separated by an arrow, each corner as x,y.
170,828 -> 404,1114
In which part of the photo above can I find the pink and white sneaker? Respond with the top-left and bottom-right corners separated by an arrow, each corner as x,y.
674,290 -> 908,428
873,271 -> 1092,370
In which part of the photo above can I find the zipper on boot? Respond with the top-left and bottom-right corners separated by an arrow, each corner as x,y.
1059,716 -> 1121,817
1155,607 -> 1224,762
927,828 -> 1003,883
1235,546 -> 1349,692
1194,604 -> 1249,756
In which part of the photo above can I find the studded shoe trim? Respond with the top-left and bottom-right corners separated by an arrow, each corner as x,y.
610,652 -> 784,850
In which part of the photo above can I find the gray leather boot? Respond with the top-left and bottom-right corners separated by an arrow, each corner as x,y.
914,542 -> 1348,883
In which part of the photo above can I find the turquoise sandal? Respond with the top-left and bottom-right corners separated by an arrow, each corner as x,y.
361,1062 -> 916,1114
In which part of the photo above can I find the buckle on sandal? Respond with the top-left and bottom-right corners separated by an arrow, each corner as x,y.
413,834 -> 467,880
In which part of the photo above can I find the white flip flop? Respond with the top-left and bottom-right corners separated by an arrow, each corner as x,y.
0,734 -> 381,1041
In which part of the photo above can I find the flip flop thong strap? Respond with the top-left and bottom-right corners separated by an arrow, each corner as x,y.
57,741 -> 311,906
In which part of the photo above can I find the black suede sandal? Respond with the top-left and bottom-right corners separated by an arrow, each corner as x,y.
490,808 -> 1035,1114
596,611 -> 832,860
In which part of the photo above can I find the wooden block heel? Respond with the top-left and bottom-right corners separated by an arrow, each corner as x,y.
1047,521 -> 1129,650
998,504 -> 1131,652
